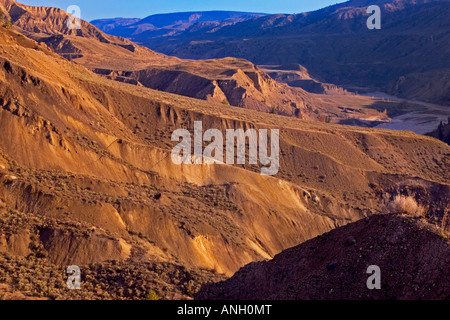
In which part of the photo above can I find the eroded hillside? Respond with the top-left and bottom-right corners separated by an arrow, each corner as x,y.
0,0 -> 394,125
0,21 -> 449,299
133,0 -> 450,105
0,0 -> 314,118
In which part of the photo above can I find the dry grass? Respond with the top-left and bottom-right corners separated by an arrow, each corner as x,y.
437,207 -> 450,239
382,194 -> 426,217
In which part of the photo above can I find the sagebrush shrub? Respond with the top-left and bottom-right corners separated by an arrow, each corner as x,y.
382,195 -> 426,217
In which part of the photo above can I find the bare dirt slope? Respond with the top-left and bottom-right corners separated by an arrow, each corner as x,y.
0,22 -> 449,299
196,214 -> 450,300
1,0 -> 393,124
0,0 -> 313,117
260,64 -> 350,95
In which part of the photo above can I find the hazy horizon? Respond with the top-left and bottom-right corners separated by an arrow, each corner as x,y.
18,0 -> 348,21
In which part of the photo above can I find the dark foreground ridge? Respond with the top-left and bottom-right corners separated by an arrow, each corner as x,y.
196,214 -> 450,300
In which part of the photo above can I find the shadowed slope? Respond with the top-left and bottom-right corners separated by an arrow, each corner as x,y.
0,9 -> 449,299
133,0 -> 450,105
196,214 -> 450,300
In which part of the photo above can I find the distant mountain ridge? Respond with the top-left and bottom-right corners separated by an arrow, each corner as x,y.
1,1 -> 319,117
109,0 -> 450,105
91,18 -> 141,34
91,11 -> 267,38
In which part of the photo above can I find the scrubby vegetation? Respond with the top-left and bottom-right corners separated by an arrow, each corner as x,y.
0,206 -> 226,300
382,194 -> 426,217
0,254 -> 225,300
0,11 -> 11,29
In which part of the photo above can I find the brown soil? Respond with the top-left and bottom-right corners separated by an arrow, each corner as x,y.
196,214 -> 450,300
0,1 -> 449,300
1,0 -> 393,124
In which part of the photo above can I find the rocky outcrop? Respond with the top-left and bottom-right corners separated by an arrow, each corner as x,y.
261,64 -> 350,95
1,0 -> 315,118
92,64 -> 309,115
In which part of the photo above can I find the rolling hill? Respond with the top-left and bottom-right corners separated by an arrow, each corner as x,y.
196,214 -> 450,300
125,0 -> 450,105
0,23 -> 449,298
91,11 -> 267,39
0,0 -> 314,117
0,0 -> 449,300
1,0 -> 396,124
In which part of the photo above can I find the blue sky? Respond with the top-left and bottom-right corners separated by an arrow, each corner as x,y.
19,0 -> 347,21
